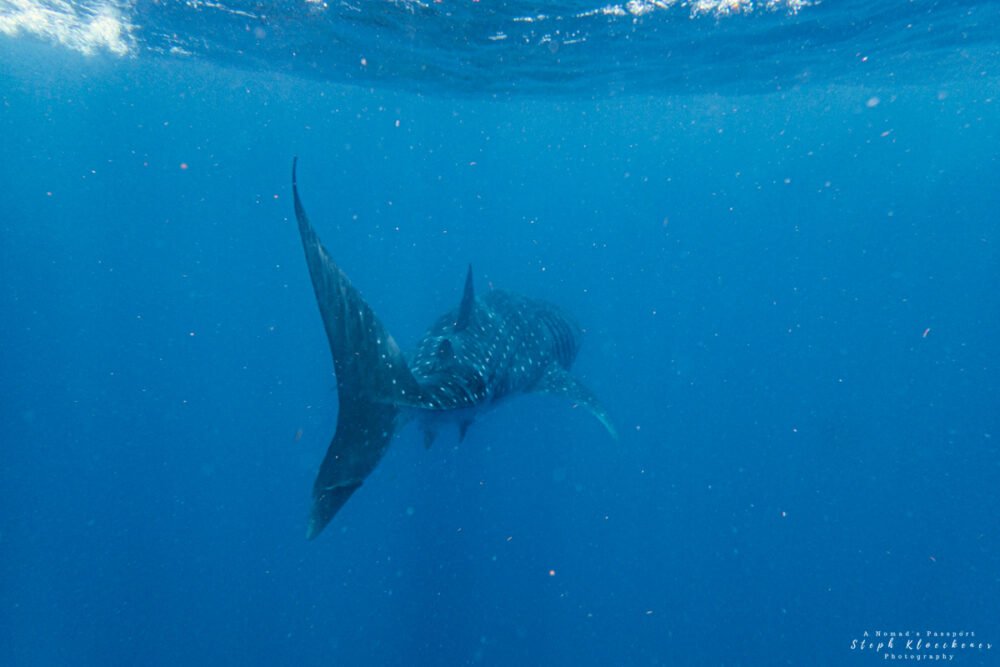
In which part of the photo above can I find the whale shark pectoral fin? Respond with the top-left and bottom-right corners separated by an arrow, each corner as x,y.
455,264 -> 475,331
533,365 -> 618,440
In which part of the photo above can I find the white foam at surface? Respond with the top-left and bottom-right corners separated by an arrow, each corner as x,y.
574,0 -> 808,20
0,0 -> 134,56
689,0 -> 810,17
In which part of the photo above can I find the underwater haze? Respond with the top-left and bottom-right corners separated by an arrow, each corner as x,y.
1,0 -> 999,665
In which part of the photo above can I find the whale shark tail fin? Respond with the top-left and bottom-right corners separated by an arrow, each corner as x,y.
293,159 -> 423,539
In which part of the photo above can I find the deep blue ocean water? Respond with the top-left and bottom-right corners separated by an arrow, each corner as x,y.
2,0 -> 999,665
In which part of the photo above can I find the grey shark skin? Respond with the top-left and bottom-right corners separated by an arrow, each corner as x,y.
292,159 -> 617,540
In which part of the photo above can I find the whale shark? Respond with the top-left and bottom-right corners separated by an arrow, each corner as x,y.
291,159 -> 617,539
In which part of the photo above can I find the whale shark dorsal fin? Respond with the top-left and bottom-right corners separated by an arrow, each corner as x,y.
533,365 -> 619,440
455,264 -> 475,332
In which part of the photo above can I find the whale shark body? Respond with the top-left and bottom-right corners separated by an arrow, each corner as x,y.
291,160 -> 616,539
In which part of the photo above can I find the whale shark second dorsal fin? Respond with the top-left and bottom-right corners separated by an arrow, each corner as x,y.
437,338 -> 455,360
455,264 -> 475,332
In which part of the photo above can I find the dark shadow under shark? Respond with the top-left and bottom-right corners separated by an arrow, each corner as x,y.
292,159 -> 617,539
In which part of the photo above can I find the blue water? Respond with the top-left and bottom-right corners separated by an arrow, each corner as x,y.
2,1 -> 999,665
